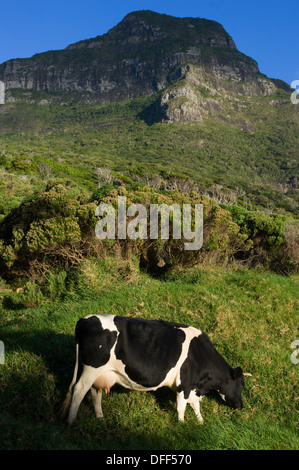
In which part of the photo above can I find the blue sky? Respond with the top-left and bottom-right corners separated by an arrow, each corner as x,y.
0,0 -> 298,86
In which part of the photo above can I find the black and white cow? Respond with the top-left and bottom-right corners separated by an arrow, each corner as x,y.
62,314 -> 245,424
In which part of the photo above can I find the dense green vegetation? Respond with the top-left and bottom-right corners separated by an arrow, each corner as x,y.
0,84 -> 298,216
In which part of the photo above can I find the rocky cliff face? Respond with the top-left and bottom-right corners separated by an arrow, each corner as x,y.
139,61 -> 278,125
0,9 -> 278,109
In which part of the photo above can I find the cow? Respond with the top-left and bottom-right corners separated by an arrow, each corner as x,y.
62,314 -> 245,424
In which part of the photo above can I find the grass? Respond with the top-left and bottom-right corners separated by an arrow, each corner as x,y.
0,259 -> 298,450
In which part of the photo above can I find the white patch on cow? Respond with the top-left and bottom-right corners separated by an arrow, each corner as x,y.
174,326 -> 202,389
97,314 -> 118,333
82,313 -> 118,333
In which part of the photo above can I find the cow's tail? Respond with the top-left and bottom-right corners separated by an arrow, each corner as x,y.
61,342 -> 79,418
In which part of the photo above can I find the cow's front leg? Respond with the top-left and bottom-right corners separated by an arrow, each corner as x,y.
176,391 -> 187,421
189,396 -> 204,424
91,387 -> 104,418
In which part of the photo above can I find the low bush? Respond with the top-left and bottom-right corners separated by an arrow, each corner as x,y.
223,204 -> 298,273
0,179 -> 99,280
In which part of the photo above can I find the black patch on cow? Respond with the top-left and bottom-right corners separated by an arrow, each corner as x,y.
75,316 -> 117,368
114,316 -> 186,388
177,333 -> 231,399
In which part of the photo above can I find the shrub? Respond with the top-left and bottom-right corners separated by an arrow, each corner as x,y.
0,180 -> 99,279
223,204 -> 298,272
275,221 -> 299,274
11,156 -> 38,173
96,185 -> 250,273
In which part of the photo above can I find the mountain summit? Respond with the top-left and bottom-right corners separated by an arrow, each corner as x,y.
0,10 -> 282,105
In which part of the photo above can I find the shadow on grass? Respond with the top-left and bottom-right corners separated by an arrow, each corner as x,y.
1,329 -> 75,418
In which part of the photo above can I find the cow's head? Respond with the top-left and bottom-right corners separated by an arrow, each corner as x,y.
218,366 -> 244,410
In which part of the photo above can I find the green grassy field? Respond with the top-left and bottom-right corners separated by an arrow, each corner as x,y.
0,259 -> 298,450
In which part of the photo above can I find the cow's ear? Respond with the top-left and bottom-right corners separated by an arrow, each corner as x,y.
233,366 -> 243,379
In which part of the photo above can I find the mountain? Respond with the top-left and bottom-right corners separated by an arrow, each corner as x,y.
0,10 -> 289,103
0,10 -> 298,216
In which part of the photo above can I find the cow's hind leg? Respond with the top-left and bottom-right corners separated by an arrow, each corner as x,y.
67,367 -> 97,425
91,387 -> 103,418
